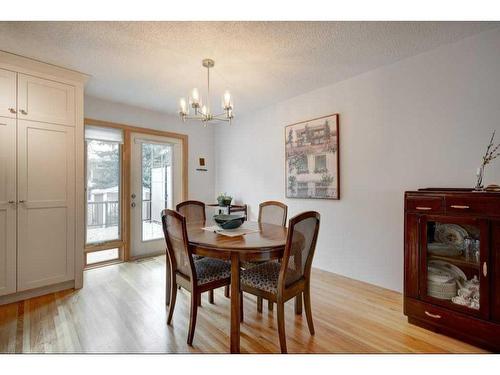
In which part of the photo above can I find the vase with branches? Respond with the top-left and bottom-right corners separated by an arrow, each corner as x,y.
475,131 -> 500,190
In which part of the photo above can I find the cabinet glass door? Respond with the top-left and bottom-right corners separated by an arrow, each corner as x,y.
422,217 -> 488,317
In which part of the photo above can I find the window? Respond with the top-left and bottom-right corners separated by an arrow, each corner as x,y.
314,155 -> 327,173
86,139 -> 121,244
297,154 -> 309,174
85,125 -> 124,269
141,142 -> 172,241
297,182 -> 309,197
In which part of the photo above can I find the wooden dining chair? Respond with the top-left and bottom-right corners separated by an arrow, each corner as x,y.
176,200 -> 206,223
224,201 -> 288,309
240,211 -> 320,353
176,200 -> 217,304
253,201 -> 289,311
161,209 -> 231,346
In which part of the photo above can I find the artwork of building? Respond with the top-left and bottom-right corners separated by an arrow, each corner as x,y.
285,114 -> 339,199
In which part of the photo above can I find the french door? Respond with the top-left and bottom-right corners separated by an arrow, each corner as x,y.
129,132 -> 183,258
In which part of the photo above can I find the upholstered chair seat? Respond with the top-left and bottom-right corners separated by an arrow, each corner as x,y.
195,258 -> 231,285
241,261 -> 300,294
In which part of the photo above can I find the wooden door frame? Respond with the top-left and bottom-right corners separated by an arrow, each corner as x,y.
84,118 -> 188,262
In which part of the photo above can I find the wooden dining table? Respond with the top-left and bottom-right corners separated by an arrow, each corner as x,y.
185,220 -> 288,353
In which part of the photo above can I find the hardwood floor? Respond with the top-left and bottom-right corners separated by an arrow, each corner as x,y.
0,255 -> 486,353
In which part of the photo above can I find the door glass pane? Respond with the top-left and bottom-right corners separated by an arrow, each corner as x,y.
142,143 -> 172,241
86,140 -> 121,244
426,221 -> 480,311
86,248 -> 120,265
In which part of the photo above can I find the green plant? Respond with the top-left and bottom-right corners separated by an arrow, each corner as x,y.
320,173 -> 334,185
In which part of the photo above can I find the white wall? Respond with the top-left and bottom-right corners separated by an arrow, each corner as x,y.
84,96 -> 215,204
214,28 -> 500,292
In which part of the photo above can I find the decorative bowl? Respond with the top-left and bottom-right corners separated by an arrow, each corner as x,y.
213,214 -> 244,230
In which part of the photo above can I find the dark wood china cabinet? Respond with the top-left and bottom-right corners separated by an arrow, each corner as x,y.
404,188 -> 500,351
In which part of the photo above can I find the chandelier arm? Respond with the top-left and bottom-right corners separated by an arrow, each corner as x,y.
210,117 -> 230,123
212,112 -> 229,118
183,114 -> 207,121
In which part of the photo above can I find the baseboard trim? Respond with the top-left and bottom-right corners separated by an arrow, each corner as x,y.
129,251 -> 165,261
0,280 -> 75,305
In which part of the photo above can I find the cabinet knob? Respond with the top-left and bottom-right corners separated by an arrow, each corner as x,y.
20,109 -> 28,115
8,107 -> 17,114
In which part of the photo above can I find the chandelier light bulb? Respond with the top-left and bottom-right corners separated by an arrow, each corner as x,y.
201,104 -> 208,116
179,97 -> 188,114
191,88 -> 200,105
223,90 -> 232,109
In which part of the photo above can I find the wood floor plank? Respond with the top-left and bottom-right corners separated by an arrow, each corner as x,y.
0,255 -> 487,353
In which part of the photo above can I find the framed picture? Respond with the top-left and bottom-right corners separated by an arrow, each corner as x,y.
285,113 -> 340,200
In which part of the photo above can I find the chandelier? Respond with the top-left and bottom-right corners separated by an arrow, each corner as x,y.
178,58 -> 234,126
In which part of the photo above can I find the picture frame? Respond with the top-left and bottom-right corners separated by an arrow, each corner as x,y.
285,113 -> 340,200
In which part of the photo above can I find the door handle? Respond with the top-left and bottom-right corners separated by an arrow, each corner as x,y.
131,193 -> 136,199
131,202 -> 136,208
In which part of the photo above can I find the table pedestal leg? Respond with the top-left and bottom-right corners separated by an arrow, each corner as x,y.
230,253 -> 241,353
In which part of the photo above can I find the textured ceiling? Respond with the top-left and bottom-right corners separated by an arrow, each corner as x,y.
0,21 -> 498,115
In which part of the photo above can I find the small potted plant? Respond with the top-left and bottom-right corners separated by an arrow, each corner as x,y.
217,192 -> 233,207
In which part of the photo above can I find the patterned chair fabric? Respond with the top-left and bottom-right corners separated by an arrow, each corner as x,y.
240,261 -> 300,294
194,258 -> 231,285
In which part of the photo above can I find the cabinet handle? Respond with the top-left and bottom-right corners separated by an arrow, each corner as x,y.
415,207 -> 432,211
450,205 -> 470,209
20,109 -> 28,115
483,262 -> 488,277
19,200 -> 25,203
8,107 -> 17,114
8,200 -> 16,204
424,311 -> 441,319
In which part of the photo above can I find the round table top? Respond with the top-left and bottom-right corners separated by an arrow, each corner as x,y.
186,220 -> 287,253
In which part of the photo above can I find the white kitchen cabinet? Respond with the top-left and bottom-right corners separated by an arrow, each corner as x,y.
0,51 -> 87,304
0,68 -> 17,119
16,120 -> 75,291
0,117 -> 17,296
18,73 -> 75,126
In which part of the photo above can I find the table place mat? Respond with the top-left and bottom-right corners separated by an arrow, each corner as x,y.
202,225 -> 260,237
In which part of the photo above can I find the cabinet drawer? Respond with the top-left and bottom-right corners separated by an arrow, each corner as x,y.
405,196 -> 443,213
446,196 -> 500,217
405,298 -> 500,350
